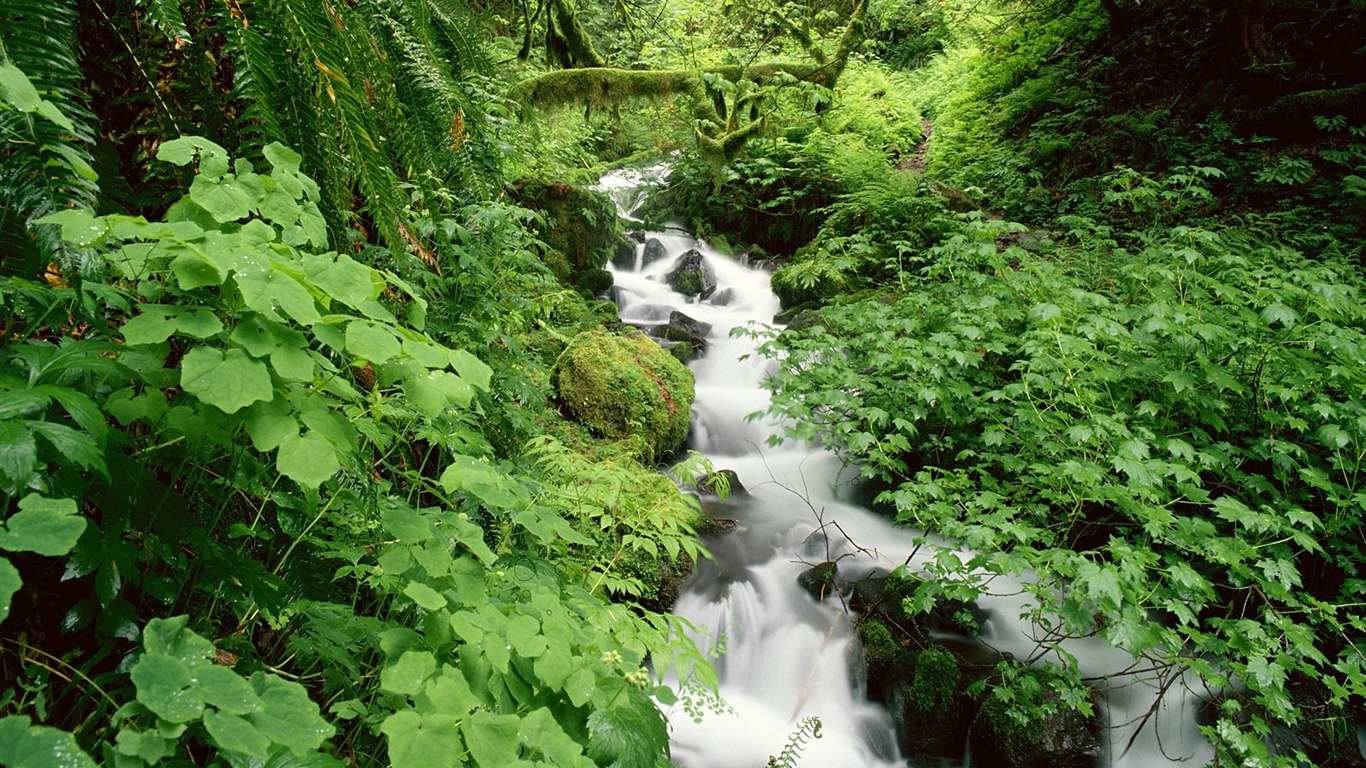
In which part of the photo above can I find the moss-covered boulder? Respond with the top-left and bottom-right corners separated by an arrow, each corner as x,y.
552,327 -> 694,461
664,249 -> 718,298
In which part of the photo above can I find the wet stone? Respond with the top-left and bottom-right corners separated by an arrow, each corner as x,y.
642,237 -> 670,267
664,249 -> 718,299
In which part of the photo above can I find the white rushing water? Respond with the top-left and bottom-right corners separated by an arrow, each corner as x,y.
599,168 -> 1215,768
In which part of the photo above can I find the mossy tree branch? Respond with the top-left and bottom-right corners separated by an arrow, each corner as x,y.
511,0 -> 867,174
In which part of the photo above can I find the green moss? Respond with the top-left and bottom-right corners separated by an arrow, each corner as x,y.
907,647 -> 960,716
860,619 -> 904,674
511,179 -> 619,281
551,327 -> 695,461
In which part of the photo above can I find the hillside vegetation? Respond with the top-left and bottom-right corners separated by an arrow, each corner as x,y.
1,0 -> 1363,766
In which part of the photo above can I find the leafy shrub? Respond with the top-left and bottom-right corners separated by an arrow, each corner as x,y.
758,211 -> 1366,764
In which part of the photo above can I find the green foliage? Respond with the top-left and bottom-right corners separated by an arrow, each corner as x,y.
120,616 -> 335,763
41,137 -> 490,489
0,12 -> 100,275
525,437 -> 706,600
2,136 -> 714,768
758,210 -> 1366,764
0,715 -> 97,768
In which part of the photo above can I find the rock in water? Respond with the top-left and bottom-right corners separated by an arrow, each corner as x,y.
642,237 -> 670,267
664,249 -> 718,298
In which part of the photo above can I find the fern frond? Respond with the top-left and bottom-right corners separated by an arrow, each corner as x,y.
0,0 -> 100,275
766,716 -> 823,768
135,0 -> 190,42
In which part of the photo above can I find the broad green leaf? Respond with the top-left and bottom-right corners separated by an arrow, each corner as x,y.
181,347 -> 274,414
440,456 -> 529,511
345,321 -> 401,364
564,667 -> 597,707
403,582 -> 447,611
0,421 -> 36,490
204,711 -> 271,758
533,647 -> 574,690
405,371 -> 473,417
244,399 -> 297,453
299,203 -> 328,248
1260,302 -> 1298,328
1027,302 -> 1062,324
244,674 -> 335,754
1078,560 -> 1122,612
512,507 -> 593,547
35,209 -> 106,247
124,307 -> 222,345
131,653 -> 205,723
506,614 -> 546,658
309,255 -> 380,308
519,708 -> 592,767
380,651 -> 436,696
197,664 -> 262,716
190,173 -> 254,222
0,495 -> 86,556
296,398 -> 356,452
176,309 -> 226,339
0,65 -> 75,131
221,747 -> 347,768
171,248 -> 228,289
382,503 -> 434,543
0,557 -> 20,623
143,615 -> 216,659
380,711 -> 462,768
115,728 -> 170,763
449,349 -> 493,392
263,143 -> 303,175
586,697 -> 669,768
424,669 -> 479,714
260,189 -> 302,234
235,268 -> 322,325
448,516 -> 497,565
464,712 -> 521,766
270,346 -> 315,382
403,340 -> 451,369
157,137 -> 230,176
276,431 -> 340,488
0,715 -> 99,768
232,315 -> 284,357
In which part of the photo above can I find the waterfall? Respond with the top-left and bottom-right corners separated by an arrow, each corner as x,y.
597,168 -> 1216,768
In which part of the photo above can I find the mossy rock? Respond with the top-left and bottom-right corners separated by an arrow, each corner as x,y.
511,178 -> 619,282
551,327 -> 694,461
899,647 -> 973,765
572,267 -> 614,297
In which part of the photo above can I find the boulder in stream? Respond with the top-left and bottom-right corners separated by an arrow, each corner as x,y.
797,562 -> 839,601
611,238 -> 637,270
642,237 -> 670,267
664,248 -> 718,298
551,326 -> 694,461
656,310 -> 712,352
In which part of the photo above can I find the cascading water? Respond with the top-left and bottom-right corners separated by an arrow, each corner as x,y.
598,167 -> 1215,768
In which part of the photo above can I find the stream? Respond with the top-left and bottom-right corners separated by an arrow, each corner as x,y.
596,167 -> 1215,768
